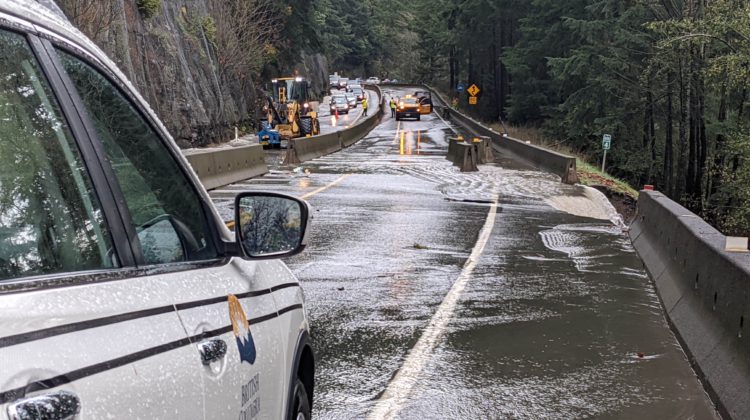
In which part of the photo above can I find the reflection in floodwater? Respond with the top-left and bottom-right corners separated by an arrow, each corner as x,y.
399,130 -> 423,156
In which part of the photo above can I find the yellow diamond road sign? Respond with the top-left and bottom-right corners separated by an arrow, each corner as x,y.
467,84 -> 480,97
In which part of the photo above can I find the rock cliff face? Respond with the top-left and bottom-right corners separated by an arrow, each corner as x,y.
58,0 -> 329,148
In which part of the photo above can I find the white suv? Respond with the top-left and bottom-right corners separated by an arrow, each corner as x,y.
366,77 -> 380,85
0,1 -> 314,419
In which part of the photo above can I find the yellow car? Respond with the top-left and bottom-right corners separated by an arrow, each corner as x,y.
396,96 -> 421,121
415,91 -> 432,114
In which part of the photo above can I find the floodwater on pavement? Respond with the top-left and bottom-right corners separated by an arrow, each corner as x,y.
210,88 -> 718,419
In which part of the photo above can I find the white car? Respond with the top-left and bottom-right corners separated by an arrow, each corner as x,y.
0,1 -> 314,419
366,77 -> 380,85
344,92 -> 358,109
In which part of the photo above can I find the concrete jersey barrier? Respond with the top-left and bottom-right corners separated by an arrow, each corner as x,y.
184,144 -> 267,190
630,190 -> 750,419
285,85 -> 383,164
185,86 -> 383,188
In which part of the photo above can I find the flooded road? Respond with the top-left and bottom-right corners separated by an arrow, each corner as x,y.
210,88 -> 717,419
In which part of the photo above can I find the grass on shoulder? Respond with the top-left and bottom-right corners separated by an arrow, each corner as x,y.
576,159 -> 638,199
490,124 -> 638,199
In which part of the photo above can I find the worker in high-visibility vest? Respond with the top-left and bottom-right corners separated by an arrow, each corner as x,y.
390,98 -> 397,117
362,97 -> 369,116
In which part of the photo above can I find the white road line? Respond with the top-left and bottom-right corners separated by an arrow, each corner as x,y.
301,174 -> 350,200
368,197 -> 499,420
393,120 -> 402,143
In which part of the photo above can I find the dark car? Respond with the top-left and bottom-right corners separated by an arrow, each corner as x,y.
329,75 -> 340,89
330,95 -> 349,114
350,87 -> 365,102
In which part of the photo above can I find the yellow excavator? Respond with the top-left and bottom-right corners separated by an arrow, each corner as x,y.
262,76 -> 320,141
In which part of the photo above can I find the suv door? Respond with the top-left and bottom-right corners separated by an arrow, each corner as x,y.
53,46 -> 293,418
0,29 -> 204,419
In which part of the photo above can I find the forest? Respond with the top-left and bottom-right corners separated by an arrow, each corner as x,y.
58,0 -> 750,235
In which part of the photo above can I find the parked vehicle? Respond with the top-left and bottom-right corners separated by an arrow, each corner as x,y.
263,76 -> 320,139
366,77 -> 380,85
415,90 -> 433,114
0,2 -> 315,419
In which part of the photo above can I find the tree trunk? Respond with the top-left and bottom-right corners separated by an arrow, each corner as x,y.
492,24 -> 501,120
664,71 -> 674,196
676,59 -> 688,199
685,49 -> 700,207
449,46 -> 456,92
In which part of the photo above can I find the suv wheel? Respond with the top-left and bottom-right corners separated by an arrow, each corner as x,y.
291,378 -> 311,420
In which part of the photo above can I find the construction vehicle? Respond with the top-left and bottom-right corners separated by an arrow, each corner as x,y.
260,76 -> 320,145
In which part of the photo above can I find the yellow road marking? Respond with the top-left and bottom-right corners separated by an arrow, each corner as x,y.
301,173 -> 350,200
225,174 -> 351,230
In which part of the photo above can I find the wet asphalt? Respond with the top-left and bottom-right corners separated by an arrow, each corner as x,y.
209,88 -> 718,419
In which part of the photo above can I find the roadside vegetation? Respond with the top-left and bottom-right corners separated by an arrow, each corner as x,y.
500,125 -> 639,200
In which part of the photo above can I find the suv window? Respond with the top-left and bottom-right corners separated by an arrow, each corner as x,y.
57,50 -> 218,265
0,30 -> 117,280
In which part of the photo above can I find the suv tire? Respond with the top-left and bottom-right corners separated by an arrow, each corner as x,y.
291,378 -> 311,420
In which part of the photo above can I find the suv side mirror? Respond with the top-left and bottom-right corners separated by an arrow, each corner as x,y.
234,192 -> 311,259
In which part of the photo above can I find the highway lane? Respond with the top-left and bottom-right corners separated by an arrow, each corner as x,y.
210,87 -> 718,419
315,88 -> 376,135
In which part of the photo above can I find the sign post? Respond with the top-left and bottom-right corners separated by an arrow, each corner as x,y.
601,134 -> 611,172
467,84 -> 480,106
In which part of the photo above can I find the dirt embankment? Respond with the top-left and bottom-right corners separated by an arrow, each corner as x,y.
589,184 -> 637,223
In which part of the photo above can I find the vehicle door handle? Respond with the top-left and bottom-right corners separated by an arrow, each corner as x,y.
7,390 -> 81,420
198,338 -> 227,365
